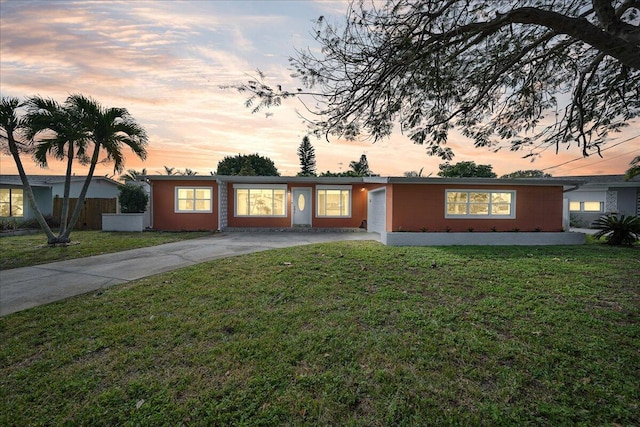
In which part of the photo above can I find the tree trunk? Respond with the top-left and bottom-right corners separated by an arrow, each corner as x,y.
6,132 -> 58,244
58,141 -> 74,239
60,142 -> 101,241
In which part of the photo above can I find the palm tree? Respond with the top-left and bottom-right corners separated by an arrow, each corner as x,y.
58,94 -> 148,241
0,97 -> 58,243
120,168 -> 147,182
162,166 -> 177,176
24,96 -> 90,240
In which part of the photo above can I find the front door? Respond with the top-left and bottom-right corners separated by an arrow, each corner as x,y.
292,188 -> 312,227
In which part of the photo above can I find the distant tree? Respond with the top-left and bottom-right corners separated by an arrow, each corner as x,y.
625,156 -> 640,180
438,161 -> 497,178
120,168 -> 147,182
297,136 -> 317,176
180,168 -> 198,176
501,170 -> 552,179
349,154 -> 372,176
319,170 -> 360,177
216,153 -> 279,176
161,166 -> 177,176
238,158 -> 257,176
404,168 -> 425,177
230,1 -> 640,160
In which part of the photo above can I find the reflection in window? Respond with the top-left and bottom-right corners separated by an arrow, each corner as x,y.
0,188 -> 24,217
235,188 -> 286,217
176,187 -> 212,212
446,190 -> 515,218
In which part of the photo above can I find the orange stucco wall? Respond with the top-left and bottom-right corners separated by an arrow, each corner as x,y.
389,184 -> 564,232
226,183 -> 371,228
151,180 -> 218,231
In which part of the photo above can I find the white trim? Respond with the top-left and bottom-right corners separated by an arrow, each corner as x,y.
174,186 -> 213,213
233,183 -> 287,190
444,189 -> 516,219
316,184 -> 352,190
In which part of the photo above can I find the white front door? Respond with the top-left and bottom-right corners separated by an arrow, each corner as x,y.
292,188 -> 312,226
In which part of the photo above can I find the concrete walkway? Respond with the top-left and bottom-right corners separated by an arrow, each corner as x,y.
0,232 -> 378,316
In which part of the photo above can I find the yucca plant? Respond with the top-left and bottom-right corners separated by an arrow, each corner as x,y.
592,214 -> 640,246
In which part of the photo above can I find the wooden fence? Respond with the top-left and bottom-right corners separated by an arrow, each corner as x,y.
53,197 -> 117,230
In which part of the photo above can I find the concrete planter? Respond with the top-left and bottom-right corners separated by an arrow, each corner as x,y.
102,213 -> 144,232
382,231 -> 586,246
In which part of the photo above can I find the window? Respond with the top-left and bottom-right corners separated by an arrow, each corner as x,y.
317,186 -> 351,217
569,201 -> 603,212
445,190 -> 515,218
234,185 -> 286,217
175,187 -> 212,213
0,188 -> 24,217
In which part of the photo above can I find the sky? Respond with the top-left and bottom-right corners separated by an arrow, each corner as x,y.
1,0 -> 638,179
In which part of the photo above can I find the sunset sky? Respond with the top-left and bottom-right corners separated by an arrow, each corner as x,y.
1,0 -> 638,179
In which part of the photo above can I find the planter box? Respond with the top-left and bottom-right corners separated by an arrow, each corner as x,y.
102,213 -> 144,232
382,231 -> 586,246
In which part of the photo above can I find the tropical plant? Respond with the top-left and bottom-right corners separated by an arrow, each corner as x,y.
297,136 -> 317,176
120,168 -> 147,182
438,161 -> 497,178
0,97 -> 58,243
216,154 -> 280,176
592,213 -> 640,246
20,94 -> 148,244
24,96 -> 90,240
349,154 -> 373,176
118,183 -> 149,213
625,156 -> 640,180
229,1 -> 639,160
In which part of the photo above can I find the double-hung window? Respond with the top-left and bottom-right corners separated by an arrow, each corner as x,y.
0,188 -> 24,217
175,187 -> 212,213
234,184 -> 287,217
445,190 -> 515,218
317,185 -> 351,217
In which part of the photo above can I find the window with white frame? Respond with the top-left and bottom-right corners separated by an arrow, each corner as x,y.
175,187 -> 212,213
0,188 -> 24,217
569,201 -> 603,212
234,184 -> 286,217
317,186 -> 351,217
445,190 -> 515,218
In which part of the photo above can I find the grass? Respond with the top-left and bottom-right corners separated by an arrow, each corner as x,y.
1,241 -> 639,426
0,230 -> 213,269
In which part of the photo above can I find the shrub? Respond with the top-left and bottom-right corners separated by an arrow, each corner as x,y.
118,183 -> 149,213
592,214 -> 640,246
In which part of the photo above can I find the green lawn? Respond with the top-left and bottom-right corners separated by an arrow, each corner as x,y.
1,241 -> 638,426
0,230 -> 213,269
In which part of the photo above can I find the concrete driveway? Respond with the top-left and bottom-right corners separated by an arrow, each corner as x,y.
0,232 -> 378,316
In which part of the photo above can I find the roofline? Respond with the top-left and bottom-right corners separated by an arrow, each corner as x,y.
143,175 -> 580,186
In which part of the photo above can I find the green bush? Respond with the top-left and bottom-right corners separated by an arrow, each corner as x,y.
592,213 -> 640,246
118,183 -> 149,213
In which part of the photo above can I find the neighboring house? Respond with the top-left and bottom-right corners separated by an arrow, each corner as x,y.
0,175 -> 120,224
559,175 -> 640,228
146,175 -> 584,245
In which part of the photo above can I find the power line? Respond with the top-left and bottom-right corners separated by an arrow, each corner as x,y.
554,148 -> 639,174
540,134 -> 640,172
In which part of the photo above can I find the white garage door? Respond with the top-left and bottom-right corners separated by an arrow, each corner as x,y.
368,188 -> 386,235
